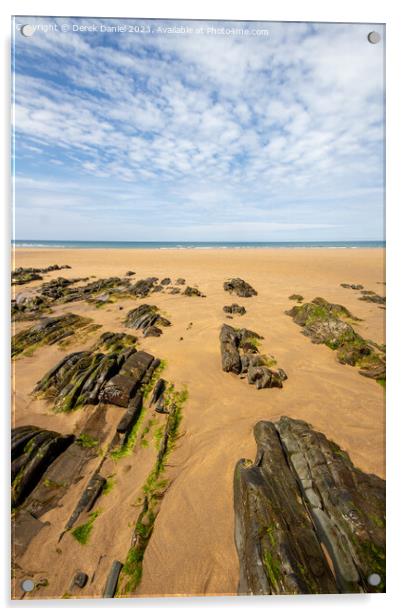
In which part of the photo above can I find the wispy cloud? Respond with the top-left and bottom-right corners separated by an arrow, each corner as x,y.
13,18 -> 385,240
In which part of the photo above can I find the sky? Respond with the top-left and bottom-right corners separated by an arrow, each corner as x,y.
12,18 -> 385,241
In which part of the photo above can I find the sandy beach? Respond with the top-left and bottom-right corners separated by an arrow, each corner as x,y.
11,247 -> 385,598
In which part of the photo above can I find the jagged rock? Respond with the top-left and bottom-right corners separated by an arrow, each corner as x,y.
224,278 -> 257,297
152,285 -> 164,293
234,417 -> 385,594
71,571 -> 88,589
128,278 -> 156,298
161,277 -> 171,285
116,392 -> 143,434
12,265 -> 71,286
341,283 -> 364,290
12,292 -> 48,321
11,426 -> 75,508
65,473 -> 106,530
151,379 -> 166,405
288,294 -> 304,302
100,375 -> 138,407
287,297 -> 385,382
184,286 -> 205,297
176,278 -> 186,285
223,304 -> 246,315
12,313 -> 96,357
220,324 -> 242,374
119,350 -> 154,383
247,366 -> 287,389
33,332 -> 138,412
124,304 -> 171,335
359,291 -> 386,305
38,277 -> 87,300
220,324 -> 284,389
103,561 -> 123,598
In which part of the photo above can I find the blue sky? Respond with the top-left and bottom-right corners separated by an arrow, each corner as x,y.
12,18 -> 385,241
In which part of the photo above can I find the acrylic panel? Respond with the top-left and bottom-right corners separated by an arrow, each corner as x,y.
11,16 -> 385,599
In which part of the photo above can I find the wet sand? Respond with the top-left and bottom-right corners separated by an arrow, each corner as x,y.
12,247 -> 385,598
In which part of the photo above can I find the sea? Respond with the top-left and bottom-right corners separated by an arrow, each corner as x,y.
12,240 -> 385,249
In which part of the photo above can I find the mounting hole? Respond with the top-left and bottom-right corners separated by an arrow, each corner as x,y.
21,24 -> 35,37
367,573 -> 381,586
367,31 -> 381,44
21,579 -> 35,592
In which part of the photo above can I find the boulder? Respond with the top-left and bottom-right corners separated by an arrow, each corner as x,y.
224,278 -> 257,297
223,304 -> 246,315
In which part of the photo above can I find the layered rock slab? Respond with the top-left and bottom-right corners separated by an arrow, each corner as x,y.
234,417 -> 385,595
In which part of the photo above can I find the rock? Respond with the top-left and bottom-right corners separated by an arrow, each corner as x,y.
288,294 -> 304,302
11,426 -> 75,508
176,278 -> 186,285
116,392 -> 143,434
12,510 -> 49,558
12,313 -> 96,357
125,271 -> 135,276
103,560 -> 123,598
12,264 -> 71,286
124,304 -> 171,335
33,332 -> 137,412
234,417 -> 385,594
340,283 -> 364,290
12,292 -> 47,321
184,286 -> 205,297
220,324 -> 242,374
99,374 -> 138,407
71,571 -> 88,589
119,350 -> 154,385
161,277 -> 171,285
65,473 -> 106,530
359,291 -> 386,305
150,379 -> 166,405
220,325 -> 285,389
247,365 -> 286,389
224,278 -> 257,297
128,278 -> 156,298
169,287 -> 181,294
287,297 -> 385,383
38,277 -> 88,300
223,304 -> 246,315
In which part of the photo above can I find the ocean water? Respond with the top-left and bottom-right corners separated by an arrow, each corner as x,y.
12,240 -> 385,249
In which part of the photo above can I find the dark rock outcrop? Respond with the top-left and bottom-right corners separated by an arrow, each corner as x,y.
11,426 -> 75,508
288,294 -> 304,302
286,297 -> 385,382
220,324 -> 286,389
12,313 -> 97,358
224,278 -> 257,298
12,265 -> 71,286
12,292 -> 48,321
341,283 -> 364,290
359,291 -> 386,305
124,304 -> 171,336
128,278 -> 156,298
223,304 -> 246,316
65,473 -> 106,531
234,417 -> 385,594
33,332 -> 139,412
184,286 -> 205,297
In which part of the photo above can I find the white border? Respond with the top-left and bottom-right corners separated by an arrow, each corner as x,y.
1,1 -> 401,613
